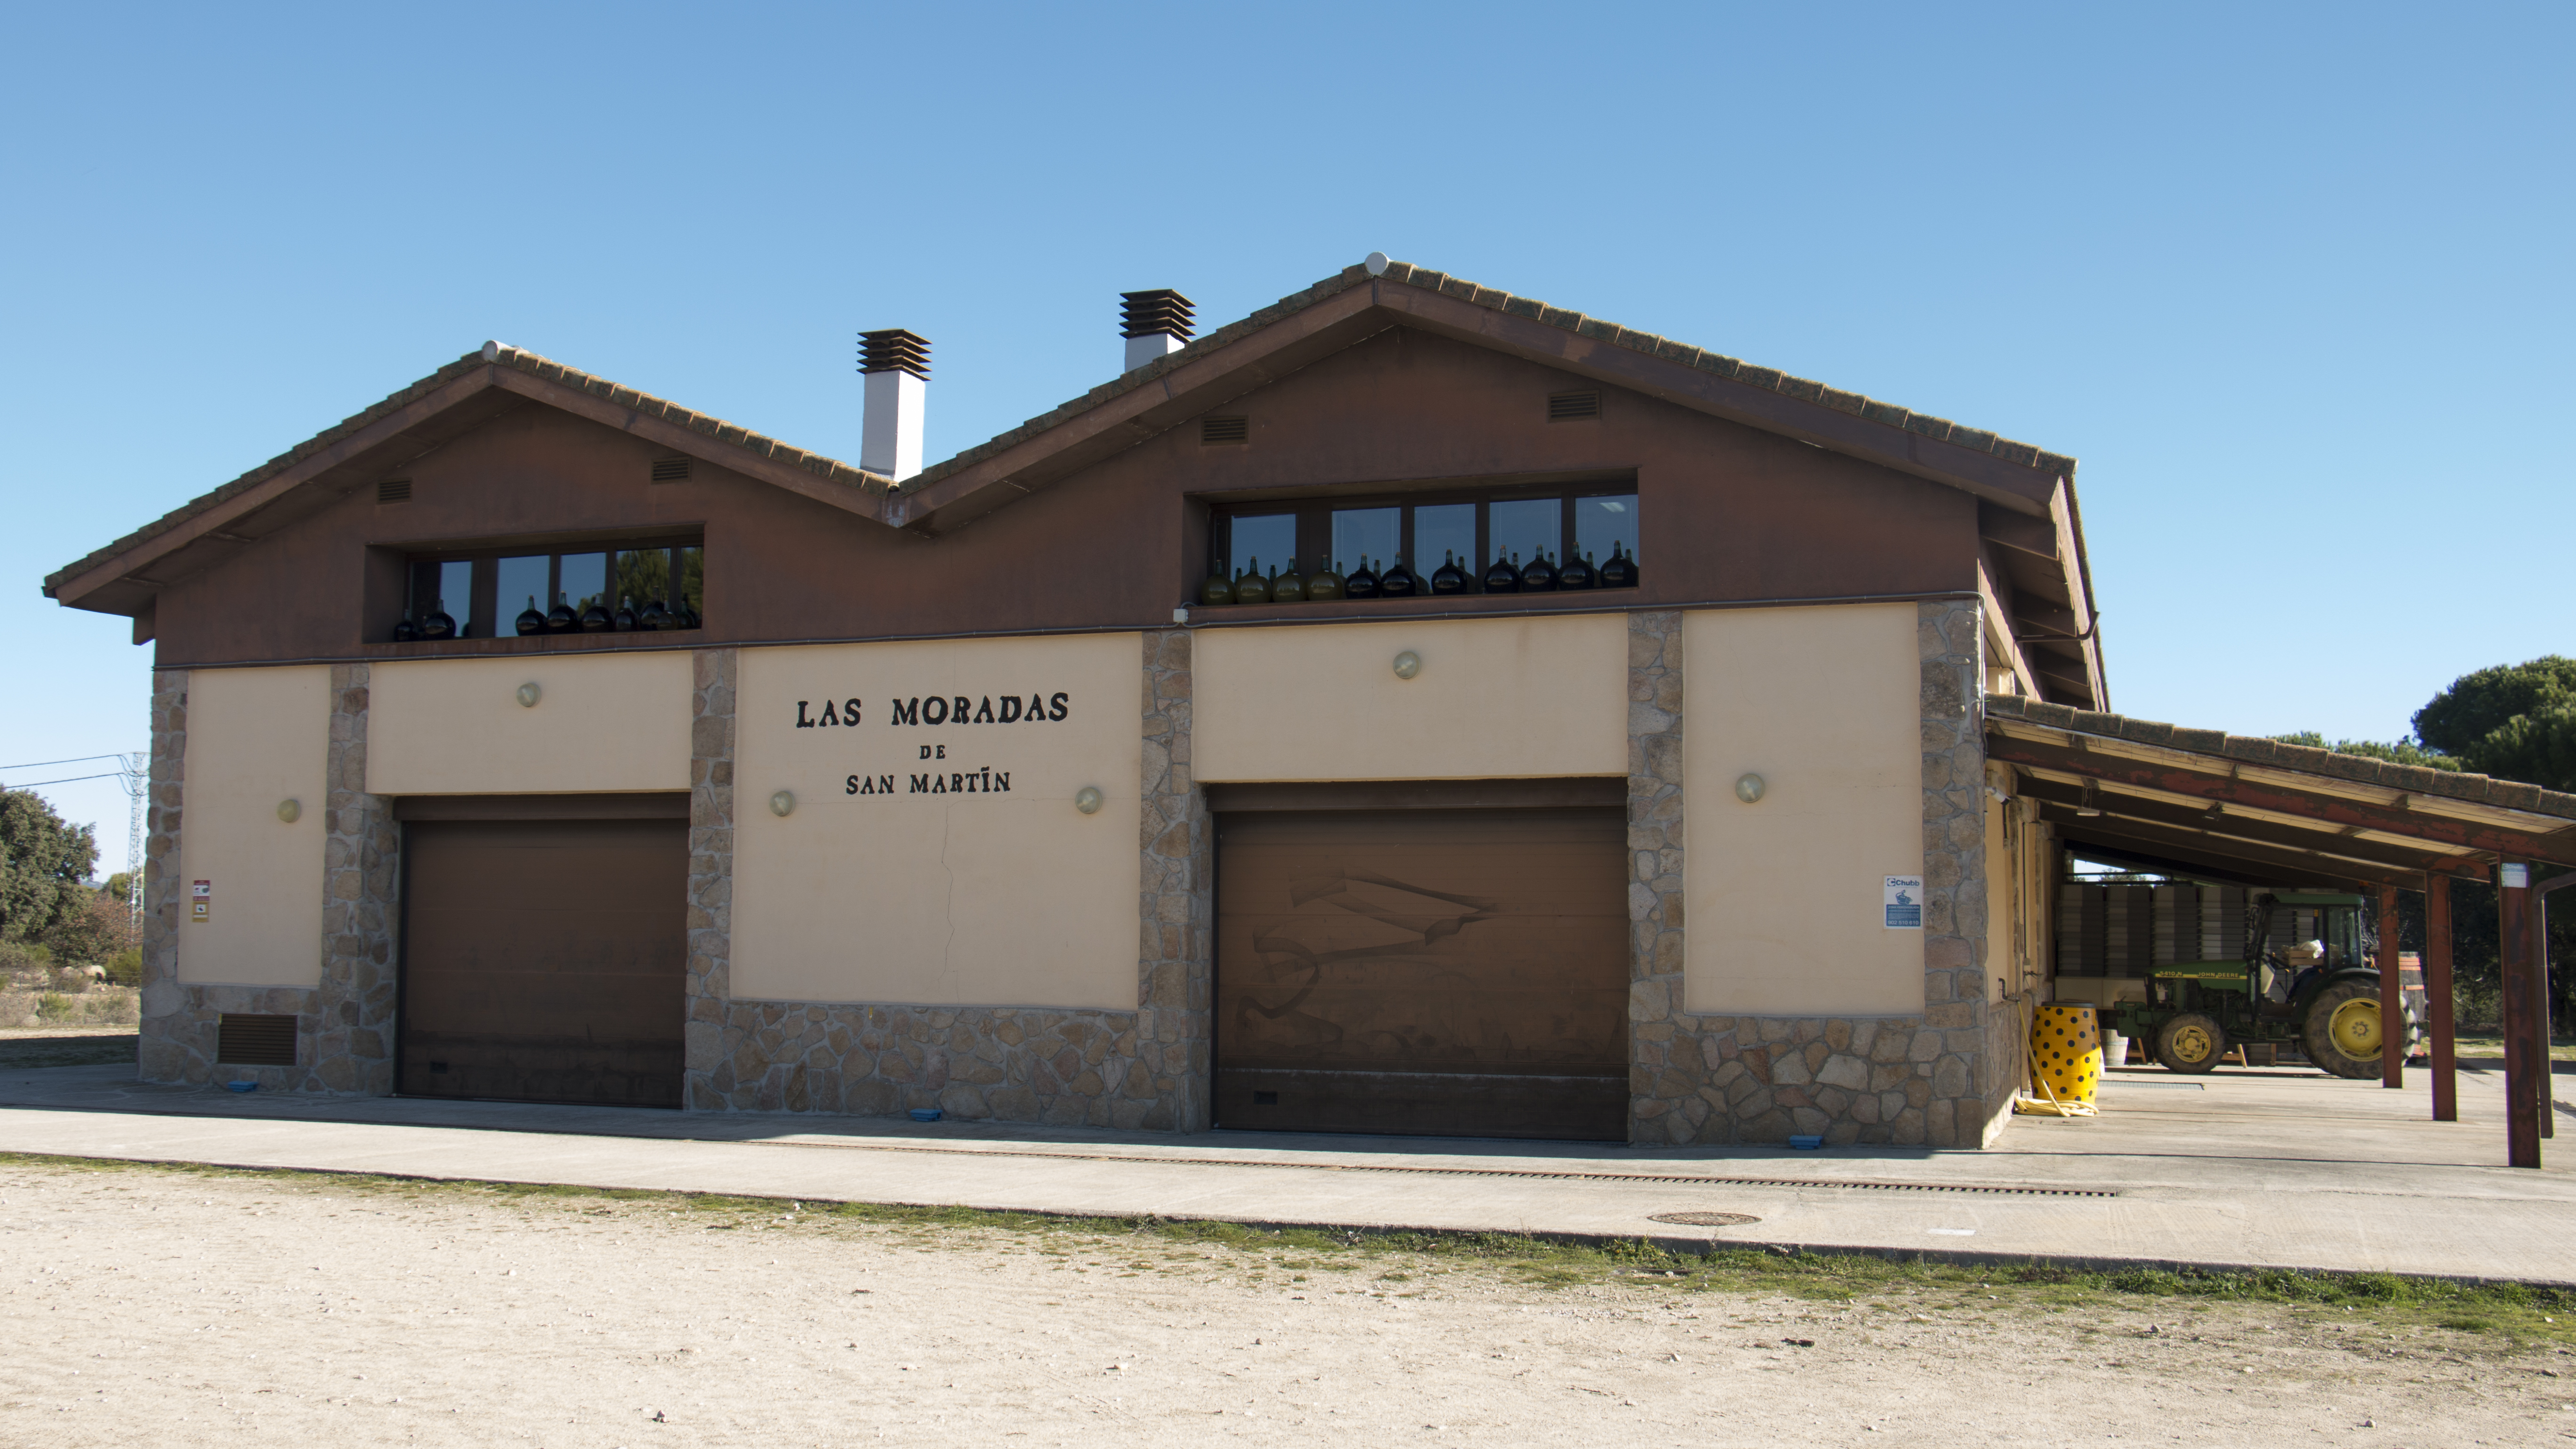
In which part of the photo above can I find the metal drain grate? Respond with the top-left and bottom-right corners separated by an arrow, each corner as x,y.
763,1140 -> 2118,1197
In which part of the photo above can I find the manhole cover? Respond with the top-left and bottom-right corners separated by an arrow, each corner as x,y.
1648,1211 -> 1761,1227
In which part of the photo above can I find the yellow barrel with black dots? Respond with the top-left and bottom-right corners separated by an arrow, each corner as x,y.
2032,1003 -> 2103,1103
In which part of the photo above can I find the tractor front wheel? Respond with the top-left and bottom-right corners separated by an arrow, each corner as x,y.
2302,981 -> 2385,1080
2156,1013 -> 2228,1074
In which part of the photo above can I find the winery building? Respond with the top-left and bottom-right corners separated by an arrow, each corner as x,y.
45,256 -> 2112,1150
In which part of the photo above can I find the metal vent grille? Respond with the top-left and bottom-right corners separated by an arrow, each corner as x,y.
377,478 -> 413,504
216,1013 -> 298,1066
650,457 -> 692,483
1547,391 -> 1602,421
1201,416 -> 1249,445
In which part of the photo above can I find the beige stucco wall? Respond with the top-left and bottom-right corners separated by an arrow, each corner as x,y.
366,652 -> 693,796
177,666 -> 330,986
729,633 -> 1145,1008
1194,614 -> 1628,782
1682,604 -> 1925,1015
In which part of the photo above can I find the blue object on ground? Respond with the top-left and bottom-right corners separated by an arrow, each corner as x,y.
908,1107 -> 942,1122
224,1081 -> 258,1093
1788,1134 -> 1823,1150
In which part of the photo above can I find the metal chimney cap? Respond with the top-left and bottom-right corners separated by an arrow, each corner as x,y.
1119,290 -> 1196,342
858,329 -> 931,379
1363,252 -> 1390,276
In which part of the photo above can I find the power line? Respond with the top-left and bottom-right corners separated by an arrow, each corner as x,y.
0,772 -> 130,789
0,753 -> 137,772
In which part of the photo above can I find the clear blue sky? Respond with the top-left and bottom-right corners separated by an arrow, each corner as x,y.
4,2 -> 2568,872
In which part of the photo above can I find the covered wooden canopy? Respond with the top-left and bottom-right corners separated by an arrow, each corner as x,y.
1985,696 -> 2576,891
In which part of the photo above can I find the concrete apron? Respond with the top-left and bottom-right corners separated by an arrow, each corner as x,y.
1,1062 -> 2572,1285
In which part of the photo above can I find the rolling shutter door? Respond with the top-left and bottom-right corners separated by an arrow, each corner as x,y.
398,815 -> 687,1107
1215,806 -> 1626,1140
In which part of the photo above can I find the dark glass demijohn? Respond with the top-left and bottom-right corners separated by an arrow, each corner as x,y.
1557,548 -> 1596,590
1344,556 -> 1378,598
613,596 -> 640,632
1519,549 -> 1557,592
422,600 -> 457,639
1483,551 -> 1520,593
547,592 -> 578,632
1271,557 -> 1305,604
1379,556 -> 1418,598
1232,558 -> 1269,606
1430,550 -> 1467,595
1305,558 -> 1344,602
1599,541 -> 1638,589
515,595 -> 547,636
638,597 -> 671,631
393,612 -> 420,644
1201,560 -> 1233,607
579,597 -> 612,632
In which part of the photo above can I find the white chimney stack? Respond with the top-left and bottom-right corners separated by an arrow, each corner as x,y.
1119,290 -> 1196,373
858,329 -> 929,481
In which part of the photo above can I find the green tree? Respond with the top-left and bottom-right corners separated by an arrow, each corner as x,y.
2412,656 -> 2576,759
2460,700 -> 2576,795
0,791 -> 98,946
45,892 -> 134,966
2271,731 -> 2462,771
97,871 -> 133,902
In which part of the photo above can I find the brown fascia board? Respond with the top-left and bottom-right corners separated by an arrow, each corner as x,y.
1368,279 -> 2066,516
46,364 -> 503,617
48,354 -> 894,619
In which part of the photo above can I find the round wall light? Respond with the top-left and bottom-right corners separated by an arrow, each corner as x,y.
1074,786 -> 1104,815
516,682 -> 543,708
276,798 -> 302,823
1734,773 -> 1766,804
1391,650 -> 1422,680
768,790 -> 795,818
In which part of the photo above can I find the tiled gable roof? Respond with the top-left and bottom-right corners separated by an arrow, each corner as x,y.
43,344 -> 888,599
899,258 -> 2076,492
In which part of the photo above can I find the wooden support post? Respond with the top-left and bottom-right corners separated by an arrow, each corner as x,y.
2427,873 -> 2456,1123
2377,885 -> 2405,1088
2503,863 -> 2540,1168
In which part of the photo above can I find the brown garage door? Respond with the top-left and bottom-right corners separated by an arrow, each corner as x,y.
398,815 -> 687,1107
1215,806 -> 1627,1140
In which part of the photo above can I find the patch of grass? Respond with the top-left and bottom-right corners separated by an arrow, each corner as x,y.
0,1032 -> 137,1069
9,1150 -> 2574,1346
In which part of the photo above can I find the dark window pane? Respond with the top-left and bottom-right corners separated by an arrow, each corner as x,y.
559,552 -> 608,611
676,545 -> 704,623
1225,514 -> 1296,580
1489,499 -> 1559,570
1413,504 -> 1475,580
614,548 -> 672,614
1329,507 -> 1400,575
1574,493 -> 1639,569
407,560 -> 441,625
497,555 -> 549,629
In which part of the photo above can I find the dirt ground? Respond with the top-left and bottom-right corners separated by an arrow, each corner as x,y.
0,1159 -> 2568,1447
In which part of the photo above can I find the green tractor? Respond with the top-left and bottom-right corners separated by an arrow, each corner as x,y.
2108,891 -> 2412,1079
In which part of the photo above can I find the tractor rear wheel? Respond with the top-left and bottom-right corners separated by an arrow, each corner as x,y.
2156,1013 -> 2228,1074
2302,981 -> 2385,1079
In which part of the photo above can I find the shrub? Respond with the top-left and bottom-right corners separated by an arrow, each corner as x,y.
44,894 -> 134,968
104,948 -> 142,987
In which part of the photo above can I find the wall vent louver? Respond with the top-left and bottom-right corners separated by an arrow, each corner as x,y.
650,457 -> 692,483
1201,416 -> 1249,445
1547,391 -> 1602,421
377,478 -> 413,504
216,1012 -> 298,1066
